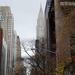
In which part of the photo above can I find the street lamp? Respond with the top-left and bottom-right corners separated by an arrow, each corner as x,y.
31,48 -> 58,75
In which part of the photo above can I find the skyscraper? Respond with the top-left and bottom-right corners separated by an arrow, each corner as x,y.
36,4 -> 45,40
0,6 -> 14,74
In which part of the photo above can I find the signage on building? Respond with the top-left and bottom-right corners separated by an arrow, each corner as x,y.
60,2 -> 75,6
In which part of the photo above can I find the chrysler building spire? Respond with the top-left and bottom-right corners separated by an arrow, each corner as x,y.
40,3 -> 42,10
36,4 -> 45,40
38,3 -> 44,19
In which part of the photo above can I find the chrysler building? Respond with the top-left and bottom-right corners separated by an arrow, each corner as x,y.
36,4 -> 45,40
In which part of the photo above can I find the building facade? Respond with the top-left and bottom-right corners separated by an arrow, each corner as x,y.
1,38 -> 7,75
55,0 -> 75,74
44,0 -> 75,74
54,0 -> 75,63
0,27 -> 3,74
0,27 -> 7,75
44,0 -> 56,74
13,31 -> 17,69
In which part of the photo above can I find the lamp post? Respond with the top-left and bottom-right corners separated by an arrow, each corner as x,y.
31,48 -> 58,75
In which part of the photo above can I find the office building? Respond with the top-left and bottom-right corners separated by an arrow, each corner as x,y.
0,6 -> 14,74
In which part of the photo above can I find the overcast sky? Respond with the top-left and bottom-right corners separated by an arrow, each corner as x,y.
0,0 -> 46,39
